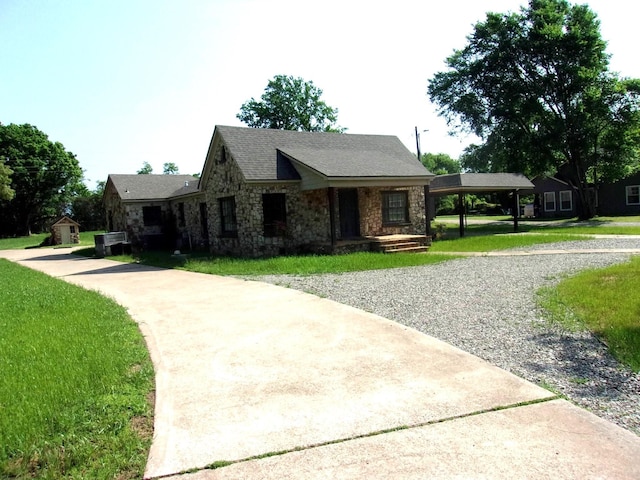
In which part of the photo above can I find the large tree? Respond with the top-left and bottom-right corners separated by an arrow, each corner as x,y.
421,152 -> 461,175
237,75 -> 345,132
70,181 -> 105,231
0,158 -> 14,201
162,162 -> 179,174
0,124 -> 83,236
428,0 -> 640,219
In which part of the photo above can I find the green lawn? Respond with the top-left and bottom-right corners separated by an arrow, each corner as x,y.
0,259 -> 154,479
429,232 -> 587,252
0,231 -> 104,250
538,256 -> 640,372
102,250 -> 461,276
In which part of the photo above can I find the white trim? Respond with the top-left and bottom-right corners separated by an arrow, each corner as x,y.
544,191 -> 556,212
559,190 -> 573,211
626,185 -> 640,205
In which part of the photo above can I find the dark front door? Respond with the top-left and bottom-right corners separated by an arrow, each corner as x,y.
338,189 -> 360,238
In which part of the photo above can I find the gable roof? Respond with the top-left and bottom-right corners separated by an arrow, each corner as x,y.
107,174 -> 200,201
430,173 -> 533,194
52,215 -> 80,227
210,125 -> 433,188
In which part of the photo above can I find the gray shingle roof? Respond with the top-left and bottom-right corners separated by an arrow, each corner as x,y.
430,173 -> 533,194
108,174 -> 200,201
216,126 -> 432,181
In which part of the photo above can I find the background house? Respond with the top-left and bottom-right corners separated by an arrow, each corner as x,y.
529,176 -> 579,218
597,171 -> 640,216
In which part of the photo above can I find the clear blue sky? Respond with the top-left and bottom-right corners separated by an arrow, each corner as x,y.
2,0 -> 638,189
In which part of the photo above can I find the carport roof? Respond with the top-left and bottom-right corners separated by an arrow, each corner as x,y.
430,173 -> 533,195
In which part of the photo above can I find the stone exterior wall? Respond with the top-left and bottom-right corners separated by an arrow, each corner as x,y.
169,196 -> 208,251
358,186 -> 426,236
103,188 -> 170,249
202,141 -> 429,256
203,143 -> 332,257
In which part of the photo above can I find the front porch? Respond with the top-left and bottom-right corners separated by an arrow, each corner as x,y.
305,234 -> 431,255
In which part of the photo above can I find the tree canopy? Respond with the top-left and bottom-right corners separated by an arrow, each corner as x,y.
137,161 -> 153,174
69,181 -> 105,231
0,158 -> 14,201
421,152 -> 461,175
0,124 -> 83,236
428,0 -> 640,218
162,162 -> 179,174
237,75 -> 345,132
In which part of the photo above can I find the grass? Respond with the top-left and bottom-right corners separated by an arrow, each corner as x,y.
0,259 -> 154,479
0,231 -> 105,250
538,256 -> 640,372
105,250 -> 461,276
429,232 -> 586,252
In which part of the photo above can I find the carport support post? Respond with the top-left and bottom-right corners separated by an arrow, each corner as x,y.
424,184 -> 431,236
458,192 -> 465,237
328,187 -> 336,249
513,189 -> 519,233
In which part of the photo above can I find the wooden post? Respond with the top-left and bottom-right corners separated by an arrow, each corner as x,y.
458,192 -> 465,237
424,184 -> 431,236
328,187 -> 336,248
513,189 -> 519,233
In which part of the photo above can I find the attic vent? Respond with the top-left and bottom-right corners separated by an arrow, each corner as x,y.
185,181 -> 189,187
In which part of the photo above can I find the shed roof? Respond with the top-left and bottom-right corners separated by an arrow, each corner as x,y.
214,125 -> 433,184
430,173 -> 533,195
52,215 -> 80,227
107,174 -> 200,201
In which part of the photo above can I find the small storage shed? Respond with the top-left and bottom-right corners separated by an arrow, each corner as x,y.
50,216 -> 80,245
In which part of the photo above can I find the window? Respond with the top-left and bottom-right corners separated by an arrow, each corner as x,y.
218,146 -> 227,164
626,185 -> 640,205
178,202 -> 185,227
263,193 -> 287,237
142,206 -> 163,226
382,191 -> 409,224
543,192 -> 556,212
559,190 -> 572,211
70,225 -> 76,234
200,202 -> 209,239
218,196 -> 237,236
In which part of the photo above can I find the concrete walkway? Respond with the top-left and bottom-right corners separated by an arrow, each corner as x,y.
2,247 -> 640,479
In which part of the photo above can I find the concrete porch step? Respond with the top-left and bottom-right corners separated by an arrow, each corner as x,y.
368,235 -> 431,253
383,245 -> 430,254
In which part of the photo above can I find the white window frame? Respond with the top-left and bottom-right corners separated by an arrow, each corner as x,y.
559,190 -> 573,211
626,185 -> 640,205
544,191 -> 556,212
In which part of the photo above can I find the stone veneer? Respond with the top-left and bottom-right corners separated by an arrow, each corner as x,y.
203,142 -> 428,257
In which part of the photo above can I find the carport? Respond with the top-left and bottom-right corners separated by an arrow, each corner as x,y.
429,173 -> 534,237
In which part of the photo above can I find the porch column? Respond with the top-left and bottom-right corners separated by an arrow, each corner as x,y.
424,184 -> 431,236
513,189 -> 520,233
458,192 -> 465,237
328,187 -> 336,248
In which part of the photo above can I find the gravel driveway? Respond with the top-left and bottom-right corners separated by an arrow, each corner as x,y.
251,237 -> 640,436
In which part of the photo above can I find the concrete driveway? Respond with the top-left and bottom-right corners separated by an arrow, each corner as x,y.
2,247 -> 639,479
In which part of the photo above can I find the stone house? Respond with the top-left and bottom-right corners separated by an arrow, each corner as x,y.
104,125 -> 435,256
103,174 -> 205,250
